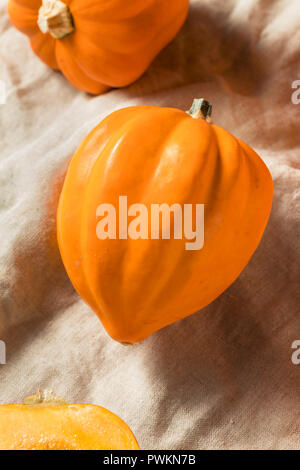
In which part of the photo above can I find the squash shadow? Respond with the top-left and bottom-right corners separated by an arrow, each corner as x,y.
0,161 -> 77,358
127,0 -> 267,97
142,189 -> 300,449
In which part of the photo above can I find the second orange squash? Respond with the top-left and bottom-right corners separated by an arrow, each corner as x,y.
57,99 -> 273,343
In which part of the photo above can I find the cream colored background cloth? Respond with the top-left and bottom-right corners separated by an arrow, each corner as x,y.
0,0 -> 299,449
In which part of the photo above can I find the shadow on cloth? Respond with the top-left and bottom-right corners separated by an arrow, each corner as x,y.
142,185 -> 300,448
0,163 -> 77,356
127,0 -> 266,97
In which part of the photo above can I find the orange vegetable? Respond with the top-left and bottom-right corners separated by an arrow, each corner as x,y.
57,99 -> 273,344
0,390 -> 139,450
7,0 -> 189,94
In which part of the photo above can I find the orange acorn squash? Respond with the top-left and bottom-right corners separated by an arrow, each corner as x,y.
0,390 -> 139,450
7,0 -> 189,94
57,99 -> 273,344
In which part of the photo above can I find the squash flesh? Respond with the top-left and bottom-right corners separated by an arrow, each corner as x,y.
0,404 -> 139,450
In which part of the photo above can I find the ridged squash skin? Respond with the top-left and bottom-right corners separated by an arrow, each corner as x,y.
57,103 -> 273,343
7,0 -> 189,94
0,401 -> 139,450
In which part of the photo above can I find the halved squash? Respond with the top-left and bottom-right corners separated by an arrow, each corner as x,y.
0,390 -> 139,450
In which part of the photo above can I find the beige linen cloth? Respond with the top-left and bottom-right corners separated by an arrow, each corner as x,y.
0,0 -> 299,450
